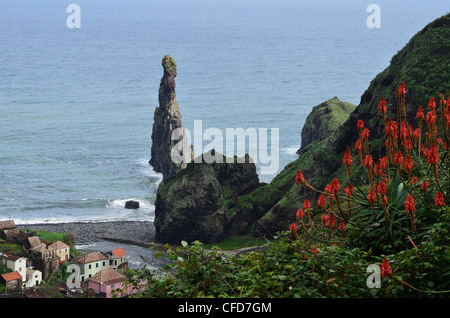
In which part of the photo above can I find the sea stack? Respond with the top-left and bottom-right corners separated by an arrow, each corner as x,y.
150,55 -> 193,179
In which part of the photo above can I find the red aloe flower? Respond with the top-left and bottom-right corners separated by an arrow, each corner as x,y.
318,193 -> 327,210
290,223 -> 297,232
364,155 -> 373,168
357,119 -> 364,131
345,183 -> 354,198
362,128 -> 370,140
311,247 -> 319,254
355,138 -> 362,152
330,178 -> 340,193
303,199 -> 311,211
374,159 -> 383,177
368,188 -> 377,205
416,106 -> 424,120
342,146 -> 352,167
295,169 -> 306,186
290,223 -> 300,240
411,176 -> 418,184
338,220 -> 346,231
412,128 -> 420,144
403,154 -> 414,175
321,214 -> 328,227
400,120 -> 408,141
435,192 -> 446,207
325,184 -> 333,200
377,181 -> 387,196
427,144 -> 439,165
404,194 -> 416,213
378,96 -> 387,115
405,194 -> 417,232
426,110 -> 437,126
296,208 -> 304,220
327,213 -> 336,227
380,258 -> 392,278
420,180 -> 430,191
428,97 -> 436,110
397,82 -> 406,97
394,150 -> 404,166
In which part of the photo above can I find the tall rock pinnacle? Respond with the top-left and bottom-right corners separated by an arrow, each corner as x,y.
150,55 -> 192,178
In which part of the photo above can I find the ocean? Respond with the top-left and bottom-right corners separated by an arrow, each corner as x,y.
1,0 -> 449,224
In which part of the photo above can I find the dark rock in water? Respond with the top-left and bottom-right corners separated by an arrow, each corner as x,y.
154,150 -> 261,245
150,55 -> 194,179
125,200 -> 140,209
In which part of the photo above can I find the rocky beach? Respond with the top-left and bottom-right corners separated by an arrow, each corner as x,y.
17,221 -> 156,246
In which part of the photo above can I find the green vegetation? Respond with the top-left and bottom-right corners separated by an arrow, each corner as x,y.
120,80 -> 450,298
0,239 -> 24,256
162,54 -> 176,73
203,235 -> 266,250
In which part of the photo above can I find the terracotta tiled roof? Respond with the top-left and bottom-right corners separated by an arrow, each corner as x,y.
49,240 -> 70,250
0,220 -> 15,230
7,255 -> 20,261
89,268 -> 126,284
77,251 -> 108,264
1,271 -> 22,282
111,247 -> 126,258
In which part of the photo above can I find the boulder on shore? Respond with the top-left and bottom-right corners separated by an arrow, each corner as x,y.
124,200 -> 140,209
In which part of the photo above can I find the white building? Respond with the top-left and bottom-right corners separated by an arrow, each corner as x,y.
6,256 -> 27,282
25,268 -> 42,287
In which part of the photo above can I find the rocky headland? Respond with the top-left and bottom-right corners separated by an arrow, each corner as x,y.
154,151 -> 261,244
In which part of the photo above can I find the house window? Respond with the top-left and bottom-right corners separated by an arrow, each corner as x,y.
103,261 -> 105,266
88,264 -> 91,269
96,263 -> 98,268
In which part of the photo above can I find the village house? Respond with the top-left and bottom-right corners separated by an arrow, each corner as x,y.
25,268 -> 42,288
49,240 -> 70,264
0,220 -> 19,241
1,271 -> 22,293
104,247 -> 127,273
76,251 -> 109,283
26,236 -> 42,250
28,243 -> 59,279
6,256 -> 27,283
88,268 -> 127,298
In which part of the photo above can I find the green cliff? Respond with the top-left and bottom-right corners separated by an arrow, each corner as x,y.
254,12 -> 450,237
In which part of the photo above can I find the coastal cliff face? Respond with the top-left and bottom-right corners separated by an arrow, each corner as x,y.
154,151 -> 261,244
150,55 -> 192,179
297,97 -> 356,155
254,12 -> 450,237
